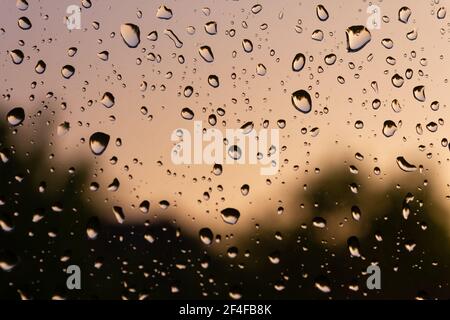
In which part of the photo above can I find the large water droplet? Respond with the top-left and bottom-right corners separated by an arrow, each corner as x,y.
291,90 -> 312,113
316,5 -> 329,21
398,6 -> 412,23
208,75 -> 219,88
181,107 -> 194,120
382,120 -> 397,137
199,228 -> 213,245
6,107 -> 25,126
120,23 -> 140,48
101,92 -> 115,108
220,208 -> 240,225
89,132 -> 110,155
396,156 -> 417,172
205,21 -> 217,35
413,85 -> 426,102
346,26 -> 371,52
10,49 -> 24,64
199,45 -> 214,63
35,60 -> 46,74
156,5 -> 173,19
18,17 -> 32,30
292,53 -> 305,72
112,206 -> 125,224
61,65 -> 75,79
242,39 -> 253,53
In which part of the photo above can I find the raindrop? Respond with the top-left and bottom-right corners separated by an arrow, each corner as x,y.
16,0 -> 29,11
204,21 -> 217,35
57,122 -> 70,136
346,26 -> 371,52
101,92 -> 115,108
199,46 -> 214,63
147,31 -> 158,41
120,23 -> 140,48
413,86 -> 425,102
391,74 -> 404,88
291,90 -> 312,113
251,4 -> 262,14
18,17 -> 31,30
199,228 -> 213,245
112,206 -> 125,224
156,5 -> 173,20
6,107 -> 25,126
383,120 -> 398,137
181,107 -> 194,120
347,236 -> 361,257
292,53 -> 306,72
35,60 -> 46,74
208,75 -> 219,88
242,39 -> 253,53
220,208 -> 240,225
139,200 -> 150,214
324,53 -> 337,65
398,6 -> 412,23
312,217 -> 327,228
316,5 -> 329,21
61,65 -> 75,79
256,63 -> 266,76
437,7 -> 446,19
240,184 -> 250,196
396,156 -> 417,172
9,50 -> 24,64
89,132 -> 110,156
86,217 -> 100,240
213,163 -> 222,175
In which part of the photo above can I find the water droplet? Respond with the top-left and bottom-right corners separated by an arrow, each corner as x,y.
199,228 -> 213,245
101,92 -> 115,108
89,132 -> 110,155
347,236 -> 361,257
156,5 -> 173,20
212,163 -> 222,175
86,217 -> 100,240
346,26 -> 371,52
35,60 -> 46,74
391,74 -> 404,88
181,107 -> 194,120
242,39 -> 253,53
292,53 -> 306,71
139,200 -> 150,214
61,65 -> 75,79
311,29 -> 324,41
396,156 -> 417,172
228,145 -> 242,160
9,49 -> 24,64
204,21 -> 217,35
316,5 -> 329,21
251,4 -> 262,14
291,90 -> 312,113
437,7 -> 447,19
413,85 -> 426,102
199,45 -> 214,63
240,184 -> 250,196
147,30 -> 158,41
324,53 -> 337,65
220,208 -> 240,225
120,23 -> 140,48
351,206 -> 362,221
18,17 -> 32,30
6,107 -> 25,126
312,216 -> 326,228
112,206 -> 125,224
16,0 -> 29,11
398,6 -> 412,23
383,120 -> 398,137
256,63 -> 266,76
57,122 -> 70,136
208,75 -> 219,88
381,38 -> 394,49
315,275 -> 331,293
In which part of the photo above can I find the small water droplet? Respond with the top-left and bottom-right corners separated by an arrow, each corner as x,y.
199,228 -> 213,245
382,120 -> 398,137
6,107 -> 25,126
292,53 -> 306,72
156,5 -> 173,20
396,156 -> 417,172
398,6 -> 412,23
61,65 -> 75,79
346,26 -> 371,52
220,208 -> 240,225
199,45 -> 214,63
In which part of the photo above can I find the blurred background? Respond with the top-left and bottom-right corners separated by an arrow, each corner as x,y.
0,0 -> 449,299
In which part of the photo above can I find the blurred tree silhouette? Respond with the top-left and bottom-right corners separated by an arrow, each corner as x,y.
0,116 -> 449,300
